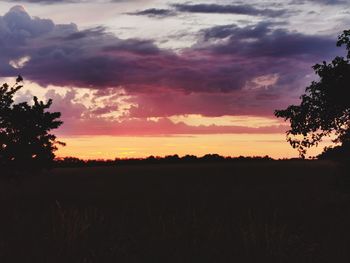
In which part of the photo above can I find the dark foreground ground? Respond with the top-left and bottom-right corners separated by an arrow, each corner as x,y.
0,160 -> 349,262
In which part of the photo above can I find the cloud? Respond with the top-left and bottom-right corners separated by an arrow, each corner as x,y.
198,22 -> 337,59
34,87 -> 287,136
0,6 -> 167,88
6,0 -> 87,3
129,3 -> 289,19
291,0 -> 347,5
127,8 -> 176,18
171,3 -> 287,17
0,6 -> 341,120
127,92 -> 281,118
57,114 -> 288,136
5,0 -> 144,3
7,0 -> 346,5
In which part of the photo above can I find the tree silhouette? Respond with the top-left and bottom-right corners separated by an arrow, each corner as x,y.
0,76 -> 64,176
275,30 -> 350,158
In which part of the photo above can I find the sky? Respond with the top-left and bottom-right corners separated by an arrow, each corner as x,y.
0,0 -> 349,159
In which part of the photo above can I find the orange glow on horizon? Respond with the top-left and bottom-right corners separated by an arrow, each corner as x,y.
56,134 -> 330,160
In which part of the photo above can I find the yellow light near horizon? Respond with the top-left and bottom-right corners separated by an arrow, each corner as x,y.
169,115 -> 282,128
56,134 -> 330,160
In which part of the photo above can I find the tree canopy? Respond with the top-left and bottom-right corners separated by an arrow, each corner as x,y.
275,30 -> 350,158
0,76 -> 64,175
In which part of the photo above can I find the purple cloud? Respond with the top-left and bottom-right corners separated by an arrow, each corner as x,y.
171,3 -> 288,17
128,3 -> 289,19
0,6 -> 342,119
291,0 -> 347,5
6,0 -> 84,3
198,22 -> 338,59
127,8 -> 177,18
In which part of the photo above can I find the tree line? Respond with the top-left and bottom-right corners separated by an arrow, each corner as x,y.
55,155 -> 275,168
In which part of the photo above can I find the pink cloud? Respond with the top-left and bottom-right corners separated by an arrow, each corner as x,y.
54,115 -> 287,136
0,7 -> 343,137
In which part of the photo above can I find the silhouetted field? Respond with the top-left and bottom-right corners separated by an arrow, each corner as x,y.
0,160 -> 349,262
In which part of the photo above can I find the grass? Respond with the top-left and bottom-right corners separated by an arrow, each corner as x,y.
0,160 -> 349,262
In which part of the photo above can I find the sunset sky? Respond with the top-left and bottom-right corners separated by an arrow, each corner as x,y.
0,0 -> 349,159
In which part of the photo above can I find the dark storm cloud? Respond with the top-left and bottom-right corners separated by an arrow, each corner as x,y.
60,26 -> 106,40
6,0 -> 144,3
291,0 -> 348,5
0,6 -> 341,117
6,0 -> 84,3
102,39 -> 161,55
130,3 -> 289,18
171,3 -> 287,17
127,8 -> 176,18
12,0 -> 345,5
0,6 -> 165,88
199,22 -> 337,59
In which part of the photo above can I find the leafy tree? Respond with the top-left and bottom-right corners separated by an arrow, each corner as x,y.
0,76 -> 64,175
275,30 -> 350,158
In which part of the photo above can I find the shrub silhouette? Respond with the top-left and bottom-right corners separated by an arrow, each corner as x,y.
0,76 -> 64,176
275,30 -> 350,158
